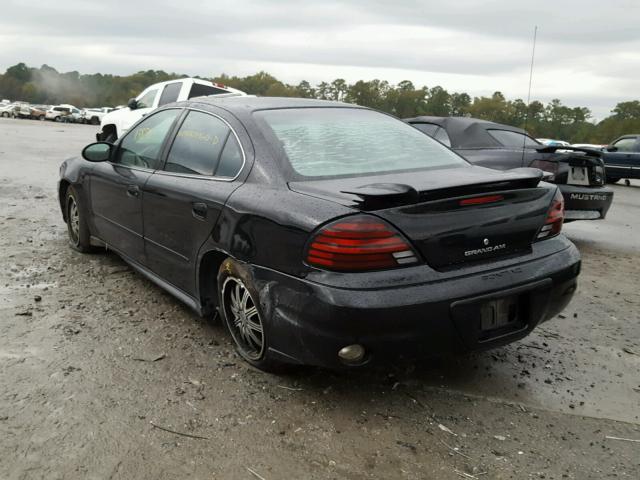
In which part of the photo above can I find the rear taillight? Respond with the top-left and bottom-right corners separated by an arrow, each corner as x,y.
530,159 -> 559,181
305,215 -> 419,271
537,189 -> 564,240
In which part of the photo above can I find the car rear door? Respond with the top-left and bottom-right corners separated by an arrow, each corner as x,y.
141,109 -> 246,295
89,108 -> 182,263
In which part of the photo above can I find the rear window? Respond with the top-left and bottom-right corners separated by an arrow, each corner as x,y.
256,108 -> 467,178
488,129 -> 540,148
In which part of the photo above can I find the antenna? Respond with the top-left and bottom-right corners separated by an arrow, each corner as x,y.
522,25 -> 538,164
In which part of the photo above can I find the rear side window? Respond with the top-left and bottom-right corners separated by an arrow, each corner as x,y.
412,123 -> 439,136
488,129 -> 539,148
164,111 -> 230,176
188,83 -> 229,99
256,108 -> 467,178
216,136 -> 244,178
158,82 -> 182,106
434,127 -> 451,147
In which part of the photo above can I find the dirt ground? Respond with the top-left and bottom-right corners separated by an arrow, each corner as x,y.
1,117 -> 639,479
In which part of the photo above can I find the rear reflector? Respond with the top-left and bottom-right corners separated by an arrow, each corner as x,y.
537,189 -> 564,240
306,215 -> 418,271
459,194 -> 504,206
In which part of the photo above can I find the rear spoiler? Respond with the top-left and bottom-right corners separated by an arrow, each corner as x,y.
535,145 -> 603,158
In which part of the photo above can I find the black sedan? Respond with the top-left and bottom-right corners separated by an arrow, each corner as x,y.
59,97 -> 580,370
405,116 -> 614,222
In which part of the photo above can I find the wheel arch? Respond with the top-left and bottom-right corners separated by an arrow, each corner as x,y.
197,249 -> 231,317
59,179 -> 71,221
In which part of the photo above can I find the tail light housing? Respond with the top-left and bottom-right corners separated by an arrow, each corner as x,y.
530,159 -> 559,181
305,215 -> 419,271
537,189 -> 564,240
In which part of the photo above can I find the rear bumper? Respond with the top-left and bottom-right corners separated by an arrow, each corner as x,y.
559,184 -> 613,220
251,239 -> 581,369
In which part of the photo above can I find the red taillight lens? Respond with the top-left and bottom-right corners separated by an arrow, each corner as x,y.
537,189 -> 564,240
530,160 -> 559,181
306,215 -> 419,271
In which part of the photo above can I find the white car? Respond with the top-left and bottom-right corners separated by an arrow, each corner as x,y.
82,107 -> 113,125
97,78 -> 246,141
0,103 -> 20,117
45,104 -> 79,122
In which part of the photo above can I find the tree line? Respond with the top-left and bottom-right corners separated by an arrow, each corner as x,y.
1,62 -> 638,144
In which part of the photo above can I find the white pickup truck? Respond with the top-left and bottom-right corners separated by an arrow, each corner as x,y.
97,78 -> 246,142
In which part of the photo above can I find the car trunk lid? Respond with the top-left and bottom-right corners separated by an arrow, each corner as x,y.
290,166 -> 553,270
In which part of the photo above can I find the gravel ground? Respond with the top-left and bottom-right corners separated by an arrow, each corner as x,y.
1,118 -> 639,479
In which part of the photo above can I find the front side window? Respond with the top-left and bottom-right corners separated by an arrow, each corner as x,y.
158,82 -> 182,106
164,111 -> 230,176
137,89 -> 158,109
114,109 -> 180,169
612,137 -> 636,152
256,108 -> 467,178
488,129 -> 540,148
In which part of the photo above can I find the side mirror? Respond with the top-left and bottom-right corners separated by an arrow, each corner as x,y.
606,146 -> 618,152
127,98 -> 138,110
82,142 -> 112,162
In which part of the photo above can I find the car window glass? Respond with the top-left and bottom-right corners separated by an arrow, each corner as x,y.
188,83 -> 229,99
158,82 -> 182,106
256,108 -> 467,178
434,127 -> 452,147
487,129 -> 539,148
612,137 -> 636,152
412,123 -> 439,136
216,135 -> 244,177
164,111 -> 230,176
114,109 -> 180,169
137,89 -> 158,109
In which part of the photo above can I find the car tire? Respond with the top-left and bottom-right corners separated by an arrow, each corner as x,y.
1,112 -> 7,117
65,186 -> 94,253
218,258 -> 283,372
606,177 -> 620,184
91,117 -> 100,125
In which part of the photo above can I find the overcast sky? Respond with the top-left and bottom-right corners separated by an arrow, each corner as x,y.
1,0 -> 638,119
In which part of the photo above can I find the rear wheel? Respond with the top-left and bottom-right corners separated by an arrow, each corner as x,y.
65,186 -> 94,253
218,259 -> 283,371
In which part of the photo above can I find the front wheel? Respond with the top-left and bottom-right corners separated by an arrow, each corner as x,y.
218,259 -> 283,371
65,186 -> 94,253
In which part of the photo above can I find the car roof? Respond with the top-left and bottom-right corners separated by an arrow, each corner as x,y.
183,96 -> 359,113
405,115 -> 534,149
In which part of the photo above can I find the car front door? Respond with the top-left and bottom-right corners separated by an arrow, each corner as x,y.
605,137 -> 638,180
141,109 -> 246,295
89,108 -> 182,263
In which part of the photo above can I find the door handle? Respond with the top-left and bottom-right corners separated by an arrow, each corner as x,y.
126,185 -> 140,198
192,202 -> 207,219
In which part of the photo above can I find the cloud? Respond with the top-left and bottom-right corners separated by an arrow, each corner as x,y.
1,0 -> 638,118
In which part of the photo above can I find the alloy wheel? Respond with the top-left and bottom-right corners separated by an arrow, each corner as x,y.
222,277 -> 265,360
68,196 -> 80,245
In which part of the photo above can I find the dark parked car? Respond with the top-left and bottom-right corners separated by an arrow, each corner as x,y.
406,116 -> 613,221
59,98 -> 580,371
601,134 -> 640,182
